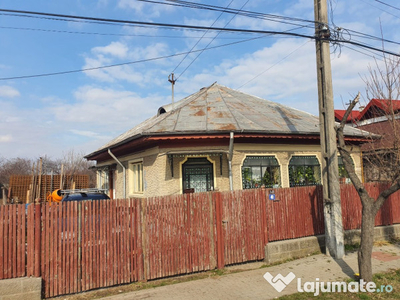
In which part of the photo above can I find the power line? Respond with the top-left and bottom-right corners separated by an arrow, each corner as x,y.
0,8 -> 315,36
139,0 -> 318,29
0,25 -> 247,39
0,8 -> 314,30
342,44 -> 385,60
2,7 -> 399,52
356,0 -> 400,20
0,35 -> 267,81
0,8 -> 399,77
236,40 -> 311,89
172,0 -> 235,74
175,0 -> 251,80
374,0 -> 400,11
139,0 -> 400,50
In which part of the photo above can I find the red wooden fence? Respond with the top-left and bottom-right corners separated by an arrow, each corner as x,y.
2,183 -> 400,298
267,186 -> 325,241
0,204 -> 26,279
220,189 -> 266,265
143,193 -> 217,280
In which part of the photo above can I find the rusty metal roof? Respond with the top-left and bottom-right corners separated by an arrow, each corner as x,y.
87,82 -> 370,156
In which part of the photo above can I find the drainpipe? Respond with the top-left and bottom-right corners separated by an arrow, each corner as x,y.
228,132 -> 234,191
108,149 -> 126,199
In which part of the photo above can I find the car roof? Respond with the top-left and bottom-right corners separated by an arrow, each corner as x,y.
62,192 -> 110,201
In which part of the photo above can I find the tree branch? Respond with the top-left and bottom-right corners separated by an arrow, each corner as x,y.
336,93 -> 372,204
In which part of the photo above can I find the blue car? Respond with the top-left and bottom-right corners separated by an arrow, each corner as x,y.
62,192 -> 110,201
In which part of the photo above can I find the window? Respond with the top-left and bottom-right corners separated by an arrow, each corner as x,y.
129,162 -> 143,193
97,169 -> 109,190
289,156 -> 321,187
182,158 -> 214,193
242,156 -> 281,189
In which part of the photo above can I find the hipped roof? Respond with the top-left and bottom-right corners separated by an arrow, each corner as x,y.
86,83 -> 369,159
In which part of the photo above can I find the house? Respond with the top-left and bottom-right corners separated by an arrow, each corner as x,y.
335,98 -> 400,181
85,83 -> 368,199
335,98 -> 400,125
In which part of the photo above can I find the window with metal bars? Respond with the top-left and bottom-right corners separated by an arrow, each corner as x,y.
289,156 -> 321,187
241,156 -> 281,189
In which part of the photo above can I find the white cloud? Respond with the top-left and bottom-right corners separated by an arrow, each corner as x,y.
92,42 -> 129,59
0,86 -> 20,98
83,42 -> 170,84
117,0 -> 175,17
70,129 -> 100,138
0,134 -> 12,142
51,85 -> 164,126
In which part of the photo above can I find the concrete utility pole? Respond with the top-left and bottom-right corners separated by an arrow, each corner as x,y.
314,0 -> 344,259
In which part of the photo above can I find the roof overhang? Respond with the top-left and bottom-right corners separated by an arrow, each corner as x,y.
86,132 -> 370,162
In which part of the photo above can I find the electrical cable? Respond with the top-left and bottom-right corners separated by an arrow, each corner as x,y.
373,0 -> 400,11
356,0 -> 400,20
0,25 -> 248,39
172,0 -> 235,74
139,0 -> 318,29
0,8 -> 316,38
236,40 -> 311,89
0,7 -> 399,81
342,44 -> 385,60
2,7 -> 399,51
137,1 -> 400,49
175,0 -> 250,80
0,35 -> 267,81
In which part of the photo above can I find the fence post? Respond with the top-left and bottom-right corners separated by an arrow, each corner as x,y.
34,204 -> 42,277
140,198 -> 148,281
214,192 -> 224,269
261,188 -> 268,246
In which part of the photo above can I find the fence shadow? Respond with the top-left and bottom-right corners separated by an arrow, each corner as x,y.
309,185 -> 324,236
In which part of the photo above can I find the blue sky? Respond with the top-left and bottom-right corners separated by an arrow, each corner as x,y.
0,0 -> 399,160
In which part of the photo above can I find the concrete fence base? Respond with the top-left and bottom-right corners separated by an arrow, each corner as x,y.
264,224 -> 400,265
0,277 -> 42,300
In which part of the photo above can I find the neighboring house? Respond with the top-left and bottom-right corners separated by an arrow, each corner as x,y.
335,98 -> 400,182
85,83 -> 368,199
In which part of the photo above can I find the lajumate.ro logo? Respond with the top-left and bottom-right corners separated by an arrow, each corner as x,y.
263,272 -> 393,296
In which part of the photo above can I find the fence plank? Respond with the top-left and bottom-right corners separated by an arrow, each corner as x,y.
4,183 -> 400,298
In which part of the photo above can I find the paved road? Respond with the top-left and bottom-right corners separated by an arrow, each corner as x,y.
101,244 -> 400,300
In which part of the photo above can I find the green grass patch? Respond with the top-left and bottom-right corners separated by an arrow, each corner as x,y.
345,243 -> 360,253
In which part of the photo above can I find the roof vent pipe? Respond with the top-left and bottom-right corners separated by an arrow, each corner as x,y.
228,132 -> 234,191
108,149 -> 126,199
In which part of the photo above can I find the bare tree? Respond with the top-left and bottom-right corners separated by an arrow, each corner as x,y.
59,150 -> 96,187
0,157 -> 33,187
0,150 -> 96,190
336,54 -> 400,281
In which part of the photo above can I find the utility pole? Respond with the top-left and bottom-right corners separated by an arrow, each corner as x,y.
314,0 -> 344,259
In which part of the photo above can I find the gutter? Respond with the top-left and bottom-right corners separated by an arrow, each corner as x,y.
108,149 -> 126,199
228,132 -> 234,191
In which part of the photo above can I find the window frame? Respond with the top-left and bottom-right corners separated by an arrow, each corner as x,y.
241,156 -> 281,189
129,160 -> 144,194
97,169 -> 109,191
288,155 -> 321,187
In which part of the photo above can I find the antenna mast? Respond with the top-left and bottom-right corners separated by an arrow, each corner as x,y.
168,73 -> 176,109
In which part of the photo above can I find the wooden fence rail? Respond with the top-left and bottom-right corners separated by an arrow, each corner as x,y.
2,183 -> 400,298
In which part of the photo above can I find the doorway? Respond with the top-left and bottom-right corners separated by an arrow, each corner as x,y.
182,158 -> 214,193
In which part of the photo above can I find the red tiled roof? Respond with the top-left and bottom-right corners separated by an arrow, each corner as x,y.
357,99 -> 400,121
334,99 -> 400,123
334,109 -> 360,122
